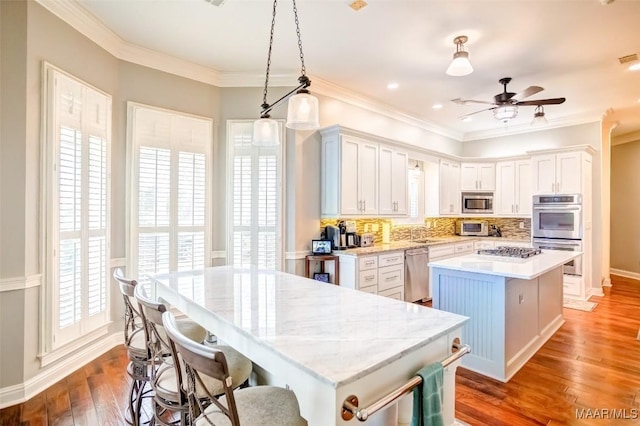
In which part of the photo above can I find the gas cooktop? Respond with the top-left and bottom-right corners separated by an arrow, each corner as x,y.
477,246 -> 542,259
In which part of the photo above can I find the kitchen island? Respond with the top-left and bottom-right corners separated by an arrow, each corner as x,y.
429,250 -> 580,382
151,265 -> 469,426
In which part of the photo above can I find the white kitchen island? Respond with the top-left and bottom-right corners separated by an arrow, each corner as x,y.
150,265 -> 468,426
429,250 -> 580,382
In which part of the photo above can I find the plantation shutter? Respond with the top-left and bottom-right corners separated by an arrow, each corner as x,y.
228,121 -> 283,270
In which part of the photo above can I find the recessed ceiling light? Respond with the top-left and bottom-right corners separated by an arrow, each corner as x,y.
387,82 -> 399,90
432,104 -> 443,109
461,116 -> 472,122
629,62 -> 640,71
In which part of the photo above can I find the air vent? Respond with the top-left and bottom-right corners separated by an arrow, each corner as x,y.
618,54 -> 638,64
349,0 -> 368,11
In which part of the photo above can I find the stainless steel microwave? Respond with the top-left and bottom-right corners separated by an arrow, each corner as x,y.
461,192 -> 494,214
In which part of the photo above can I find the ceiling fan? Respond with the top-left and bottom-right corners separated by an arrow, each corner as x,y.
452,77 -> 566,123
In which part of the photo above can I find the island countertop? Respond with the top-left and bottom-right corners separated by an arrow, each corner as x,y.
428,250 -> 581,280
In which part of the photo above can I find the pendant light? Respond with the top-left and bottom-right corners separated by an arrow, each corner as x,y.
530,105 -> 548,126
252,0 -> 319,146
446,35 -> 474,77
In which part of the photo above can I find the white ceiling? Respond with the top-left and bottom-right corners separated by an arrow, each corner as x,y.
73,0 -> 640,141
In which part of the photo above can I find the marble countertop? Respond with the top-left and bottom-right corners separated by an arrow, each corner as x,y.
151,265 -> 468,387
428,250 -> 580,280
332,235 -> 532,256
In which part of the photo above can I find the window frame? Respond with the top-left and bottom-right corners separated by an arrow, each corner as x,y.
126,102 -> 214,281
40,62 -> 112,362
394,159 -> 425,225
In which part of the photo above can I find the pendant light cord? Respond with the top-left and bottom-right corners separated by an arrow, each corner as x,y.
292,0 -> 306,77
261,0 -> 278,112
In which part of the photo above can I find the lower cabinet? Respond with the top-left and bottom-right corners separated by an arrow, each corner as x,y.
337,251 -> 405,300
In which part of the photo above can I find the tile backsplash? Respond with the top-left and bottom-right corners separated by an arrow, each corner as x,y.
320,217 -> 531,244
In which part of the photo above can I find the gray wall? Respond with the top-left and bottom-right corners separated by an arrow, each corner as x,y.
611,140 -> 640,272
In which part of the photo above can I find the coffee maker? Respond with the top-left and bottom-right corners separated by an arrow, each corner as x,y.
344,220 -> 358,248
324,225 -> 342,250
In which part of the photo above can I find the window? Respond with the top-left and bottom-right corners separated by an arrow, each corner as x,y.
42,64 -> 111,351
398,159 -> 425,224
227,121 -> 284,270
128,103 -> 212,283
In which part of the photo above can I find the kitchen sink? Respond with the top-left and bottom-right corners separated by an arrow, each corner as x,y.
411,239 -> 439,244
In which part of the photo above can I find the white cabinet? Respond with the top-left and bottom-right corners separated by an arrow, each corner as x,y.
379,147 -> 408,215
439,160 -> 460,215
495,159 -> 531,216
460,163 -> 495,191
337,251 -> 404,300
321,130 -> 378,216
531,152 -> 583,195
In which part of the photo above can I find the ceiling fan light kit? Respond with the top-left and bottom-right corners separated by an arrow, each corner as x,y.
446,35 -> 473,77
252,0 -> 320,146
531,105 -> 548,126
493,105 -> 518,122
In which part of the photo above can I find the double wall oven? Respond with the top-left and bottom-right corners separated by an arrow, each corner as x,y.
532,194 -> 583,276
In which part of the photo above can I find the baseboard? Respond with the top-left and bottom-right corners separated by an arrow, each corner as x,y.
0,332 -> 124,409
587,287 -> 605,298
610,269 -> 640,282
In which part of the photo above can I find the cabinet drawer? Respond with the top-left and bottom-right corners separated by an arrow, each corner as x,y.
378,265 -> 404,292
358,269 -> 378,288
359,256 -> 378,271
429,244 -> 455,259
455,242 -> 474,253
378,287 -> 403,301
563,274 -> 581,297
378,251 -> 404,267
360,285 -> 377,295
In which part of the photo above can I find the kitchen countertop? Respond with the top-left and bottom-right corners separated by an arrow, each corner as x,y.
428,250 -> 580,280
332,235 -> 532,257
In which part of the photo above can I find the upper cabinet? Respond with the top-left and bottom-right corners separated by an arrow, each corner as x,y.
379,147 -> 408,215
460,162 -> 495,191
531,151 -> 587,195
321,126 -> 409,217
439,160 -> 461,215
495,159 -> 531,216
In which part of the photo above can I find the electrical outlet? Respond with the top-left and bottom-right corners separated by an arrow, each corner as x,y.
426,221 -> 431,229
364,224 -> 370,232
372,223 -> 379,232
519,222 -> 525,229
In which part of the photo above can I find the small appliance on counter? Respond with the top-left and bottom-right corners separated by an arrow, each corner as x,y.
455,220 -> 489,236
488,224 -> 502,237
359,233 -> 375,247
324,225 -> 342,250
344,220 -> 359,248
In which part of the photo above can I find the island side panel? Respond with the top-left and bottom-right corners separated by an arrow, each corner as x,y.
431,268 -> 508,381
538,266 -> 564,336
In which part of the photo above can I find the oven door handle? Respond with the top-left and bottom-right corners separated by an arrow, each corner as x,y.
533,206 -> 581,211
535,240 -> 581,246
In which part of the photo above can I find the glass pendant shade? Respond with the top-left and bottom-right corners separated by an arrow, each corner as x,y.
252,118 -> 280,146
493,105 -> 518,122
531,107 -> 548,126
446,51 -> 473,77
286,92 -> 320,130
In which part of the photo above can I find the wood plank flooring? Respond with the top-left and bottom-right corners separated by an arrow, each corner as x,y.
2,275 -> 639,426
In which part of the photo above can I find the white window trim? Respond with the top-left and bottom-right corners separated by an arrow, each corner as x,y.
225,120 -> 285,270
126,102 -> 214,278
39,62 -> 112,359
394,161 -> 425,225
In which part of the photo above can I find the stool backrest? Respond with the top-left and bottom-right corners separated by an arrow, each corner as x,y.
162,311 -> 241,425
113,268 -> 143,346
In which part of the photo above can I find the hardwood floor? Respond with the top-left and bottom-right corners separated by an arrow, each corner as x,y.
2,275 -> 639,426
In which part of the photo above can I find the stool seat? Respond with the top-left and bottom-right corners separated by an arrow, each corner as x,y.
195,386 -> 307,426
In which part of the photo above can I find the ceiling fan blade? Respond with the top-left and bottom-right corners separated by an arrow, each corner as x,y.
451,98 -> 494,105
514,86 -> 544,101
515,98 -> 566,106
460,106 -> 497,118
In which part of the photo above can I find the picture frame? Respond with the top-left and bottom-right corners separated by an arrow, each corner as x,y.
311,239 -> 332,255
313,272 -> 330,283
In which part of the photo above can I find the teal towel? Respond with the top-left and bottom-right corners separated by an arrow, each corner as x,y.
411,362 -> 445,426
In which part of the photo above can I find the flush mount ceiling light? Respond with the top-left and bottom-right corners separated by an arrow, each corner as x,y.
252,0 -> 320,146
619,53 -> 640,71
531,105 -> 548,126
493,105 -> 518,123
446,35 -> 473,77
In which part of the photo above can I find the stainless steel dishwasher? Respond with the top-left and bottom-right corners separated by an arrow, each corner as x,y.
404,247 -> 429,302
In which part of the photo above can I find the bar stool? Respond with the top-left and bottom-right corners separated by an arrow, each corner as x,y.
135,285 -> 253,426
162,311 -> 308,426
113,268 -> 155,426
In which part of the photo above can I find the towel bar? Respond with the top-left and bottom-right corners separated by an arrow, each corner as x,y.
341,339 -> 471,422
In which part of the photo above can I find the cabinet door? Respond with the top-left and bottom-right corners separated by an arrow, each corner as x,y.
392,150 -> 408,214
439,161 -> 460,214
359,142 -> 378,215
514,160 -> 532,215
531,154 -> 556,195
495,161 -> 516,215
450,163 -> 461,214
460,164 -> 479,190
555,152 -> 581,194
478,163 -> 496,190
340,138 -> 362,215
378,147 -> 394,215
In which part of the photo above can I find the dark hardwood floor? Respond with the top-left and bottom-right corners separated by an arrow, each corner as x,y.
2,275 -> 639,426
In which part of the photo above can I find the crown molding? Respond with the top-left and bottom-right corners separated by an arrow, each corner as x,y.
611,129 -> 640,146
